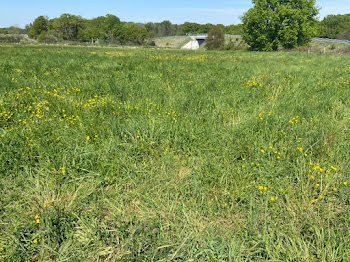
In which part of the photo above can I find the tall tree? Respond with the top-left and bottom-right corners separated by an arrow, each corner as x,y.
102,14 -> 121,41
242,0 -> 319,51
28,16 -> 48,39
49,14 -> 84,41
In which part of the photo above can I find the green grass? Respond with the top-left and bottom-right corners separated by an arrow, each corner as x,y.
1,45 -> 350,261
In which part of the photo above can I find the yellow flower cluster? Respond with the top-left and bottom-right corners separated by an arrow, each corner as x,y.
105,51 -> 132,57
258,111 -> 272,120
289,116 -> 299,125
0,111 -> 13,121
246,79 -> 263,88
43,89 -> 65,100
258,186 -> 268,191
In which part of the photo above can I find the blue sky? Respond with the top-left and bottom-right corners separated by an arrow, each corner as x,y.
1,0 -> 350,28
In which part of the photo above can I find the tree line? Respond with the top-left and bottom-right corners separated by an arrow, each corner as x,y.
318,14 -> 350,40
24,14 -> 243,44
1,6 -> 349,49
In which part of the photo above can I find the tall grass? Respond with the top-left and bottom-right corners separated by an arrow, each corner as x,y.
1,45 -> 350,261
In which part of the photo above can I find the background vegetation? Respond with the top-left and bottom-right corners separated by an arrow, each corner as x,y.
1,45 -> 350,261
318,14 -> 350,40
242,0 -> 319,51
1,10 -> 349,47
24,14 -> 243,45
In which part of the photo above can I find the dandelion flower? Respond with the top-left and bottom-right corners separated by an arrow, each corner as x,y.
331,166 -> 337,171
33,239 -> 38,244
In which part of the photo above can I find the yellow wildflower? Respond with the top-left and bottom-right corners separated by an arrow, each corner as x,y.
33,239 -> 38,244
330,166 -> 337,171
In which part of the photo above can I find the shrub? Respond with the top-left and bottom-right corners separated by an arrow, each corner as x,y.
206,25 -> 225,50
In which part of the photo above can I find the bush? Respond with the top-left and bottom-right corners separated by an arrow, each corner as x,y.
0,35 -> 21,43
337,29 -> 350,40
206,25 -> 225,50
224,38 -> 247,51
38,32 -> 58,43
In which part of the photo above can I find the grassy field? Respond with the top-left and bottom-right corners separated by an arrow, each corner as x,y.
1,45 -> 350,261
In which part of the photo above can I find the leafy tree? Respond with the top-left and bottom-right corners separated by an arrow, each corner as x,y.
182,22 -> 201,35
198,23 -> 215,34
28,16 -> 48,39
318,14 -> 350,39
78,16 -> 105,41
102,14 -> 121,41
224,24 -> 243,35
114,23 -> 148,45
159,20 -> 172,36
242,0 -> 319,51
48,14 -> 84,41
206,25 -> 225,50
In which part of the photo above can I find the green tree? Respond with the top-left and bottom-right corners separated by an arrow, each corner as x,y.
49,14 -> 84,41
181,22 -> 201,35
102,14 -> 121,41
28,16 -> 48,39
206,25 -> 225,50
224,24 -> 243,35
318,14 -> 350,39
242,0 -> 319,51
199,23 -> 215,34
114,23 -> 148,45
